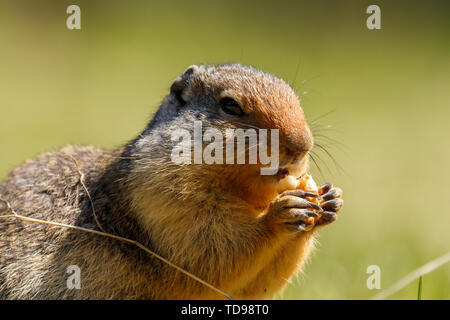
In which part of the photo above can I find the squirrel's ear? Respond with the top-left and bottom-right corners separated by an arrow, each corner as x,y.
170,65 -> 200,106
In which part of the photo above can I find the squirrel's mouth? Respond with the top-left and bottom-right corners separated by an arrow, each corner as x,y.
276,155 -> 308,179
275,168 -> 289,180
273,156 -> 309,192
275,167 -> 306,193
274,164 -> 306,181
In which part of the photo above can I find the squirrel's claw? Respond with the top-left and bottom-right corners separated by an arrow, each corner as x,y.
320,198 -> 343,212
315,184 -> 343,227
318,182 -> 332,195
321,187 -> 343,201
316,211 -> 338,225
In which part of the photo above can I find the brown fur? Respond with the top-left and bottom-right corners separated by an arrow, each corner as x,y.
0,64 -> 327,299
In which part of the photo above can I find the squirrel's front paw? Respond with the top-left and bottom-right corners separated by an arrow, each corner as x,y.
316,183 -> 344,227
267,189 -> 323,232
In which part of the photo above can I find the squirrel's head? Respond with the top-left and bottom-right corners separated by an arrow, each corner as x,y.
133,64 -> 314,212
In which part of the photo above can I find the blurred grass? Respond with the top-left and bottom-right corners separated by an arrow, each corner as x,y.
0,0 -> 449,299
418,276 -> 423,300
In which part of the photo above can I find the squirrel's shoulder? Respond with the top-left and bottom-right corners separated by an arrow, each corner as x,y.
2,145 -> 116,183
0,145 -> 118,218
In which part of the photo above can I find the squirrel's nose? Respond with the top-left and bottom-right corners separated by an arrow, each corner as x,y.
285,149 -> 309,165
285,128 -> 314,156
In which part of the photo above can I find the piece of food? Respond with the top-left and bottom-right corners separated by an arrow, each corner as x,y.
278,173 -> 323,231
296,174 -> 322,230
277,175 -> 299,193
297,174 -> 319,204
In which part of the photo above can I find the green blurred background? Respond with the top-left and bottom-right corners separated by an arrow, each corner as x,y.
0,0 -> 449,299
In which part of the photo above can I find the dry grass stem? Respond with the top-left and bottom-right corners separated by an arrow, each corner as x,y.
370,251 -> 450,300
0,196 -> 234,300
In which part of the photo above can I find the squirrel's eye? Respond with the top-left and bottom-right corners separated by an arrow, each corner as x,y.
220,97 -> 244,116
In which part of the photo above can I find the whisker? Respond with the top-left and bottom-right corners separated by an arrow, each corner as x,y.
313,136 -> 351,156
309,110 -> 336,126
311,123 -> 343,135
312,149 -> 333,177
227,121 -> 261,131
308,152 -> 325,181
295,74 -> 322,96
314,143 -> 348,176
291,57 -> 303,91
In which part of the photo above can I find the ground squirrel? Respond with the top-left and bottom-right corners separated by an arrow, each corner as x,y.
0,64 -> 343,299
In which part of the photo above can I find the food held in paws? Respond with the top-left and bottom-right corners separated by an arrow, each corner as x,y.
297,174 -> 319,204
296,174 -> 322,230
277,173 -> 324,230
